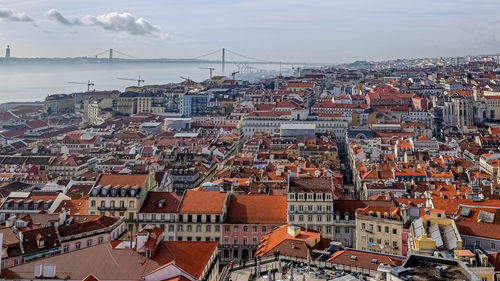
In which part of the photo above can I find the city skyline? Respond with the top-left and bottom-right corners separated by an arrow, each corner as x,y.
1,0 -> 500,63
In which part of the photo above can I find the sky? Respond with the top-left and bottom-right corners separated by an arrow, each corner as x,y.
0,0 -> 500,63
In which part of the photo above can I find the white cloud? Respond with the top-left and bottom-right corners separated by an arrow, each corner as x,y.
0,7 -> 34,22
45,9 -> 83,26
45,10 -> 166,38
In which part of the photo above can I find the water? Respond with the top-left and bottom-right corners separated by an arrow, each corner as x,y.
0,62 -> 286,104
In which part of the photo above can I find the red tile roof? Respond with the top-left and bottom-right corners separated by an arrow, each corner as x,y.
96,173 -> 149,188
327,249 -> 403,271
226,195 -> 287,224
178,190 -> 227,214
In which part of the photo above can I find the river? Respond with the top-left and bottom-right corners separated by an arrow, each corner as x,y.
0,62 -> 288,103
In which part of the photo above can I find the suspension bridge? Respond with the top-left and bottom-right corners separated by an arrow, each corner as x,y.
92,48 -> 320,73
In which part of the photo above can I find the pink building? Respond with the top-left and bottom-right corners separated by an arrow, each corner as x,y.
220,194 -> 287,262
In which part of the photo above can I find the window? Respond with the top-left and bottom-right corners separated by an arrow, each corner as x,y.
307,194 -> 313,200
243,226 -> 248,232
369,224 -> 373,231
308,205 -> 313,212
188,215 -> 192,222
243,237 -> 248,245
206,215 -> 211,222
345,227 -> 350,234
224,225 -> 230,232
14,258 -> 18,265
197,215 -> 202,222
385,226 -> 389,233
393,241 -> 398,248
128,213 -> 134,220
98,237 -> 104,244
361,223 -> 366,230
262,226 -> 267,233
216,215 -> 220,222
91,200 -> 96,207
63,245 -> 69,253
491,243 -> 496,250
326,215 -> 332,222
120,201 -> 125,208
289,205 -> 295,212
253,226 -> 258,233
377,225 -> 381,232
335,227 -> 340,233
299,215 -> 304,222
178,215 -> 184,222
233,238 -> 238,245
177,225 -> 184,232
289,215 -> 295,221
326,226 -> 332,234
196,225 -> 201,232
234,226 -> 239,233
377,239 -> 381,244
76,242 -> 81,250
224,237 -> 229,244
119,212 -> 124,217
299,205 -> 304,212
326,205 -> 332,212
215,225 -> 220,232
187,225 -> 193,232
392,229 -> 397,235
307,215 -> 313,222
129,201 -> 134,208
369,237 -> 374,243
206,225 -> 211,232
475,240 -> 481,247
87,239 -> 92,247
100,201 -> 105,207
317,205 -> 322,212
317,215 -> 322,222
252,237 -> 258,244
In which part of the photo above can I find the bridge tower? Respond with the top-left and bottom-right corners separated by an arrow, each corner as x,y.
109,49 -> 113,63
222,48 -> 225,74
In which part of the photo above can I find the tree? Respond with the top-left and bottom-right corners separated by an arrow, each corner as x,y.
221,101 -> 234,116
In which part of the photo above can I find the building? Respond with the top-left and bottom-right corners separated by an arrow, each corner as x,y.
286,176 -> 335,239
86,172 -> 158,238
1,228 -> 221,281
183,92 -> 209,117
43,94 -> 75,115
408,209 -> 462,256
176,190 -> 228,242
137,191 -> 182,241
355,205 -> 404,256
254,225 -> 331,259
220,194 -> 287,262
5,45 -> 11,59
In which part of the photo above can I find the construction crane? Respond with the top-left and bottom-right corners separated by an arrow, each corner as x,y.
199,67 -> 215,79
231,71 -> 240,85
117,76 -> 145,87
180,76 -> 194,87
68,80 -> 94,92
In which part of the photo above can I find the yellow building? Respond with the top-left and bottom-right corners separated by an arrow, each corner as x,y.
87,172 -> 158,239
408,209 -> 462,256
355,206 -> 403,256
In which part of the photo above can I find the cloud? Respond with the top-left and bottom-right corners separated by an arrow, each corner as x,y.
0,7 -> 34,22
45,9 -> 82,26
45,10 -> 165,37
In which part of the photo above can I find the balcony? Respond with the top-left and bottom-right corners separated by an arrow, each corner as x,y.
98,206 -> 127,211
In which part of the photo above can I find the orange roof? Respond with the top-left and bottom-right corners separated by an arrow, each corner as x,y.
226,195 -> 287,224
327,250 -> 402,271
54,198 -> 87,215
255,225 -> 321,258
178,190 -> 227,214
96,174 -> 149,188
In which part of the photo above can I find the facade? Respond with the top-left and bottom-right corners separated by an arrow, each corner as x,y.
176,190 -> 228,242
183,93 -> 209,117
286,176 -> 335,239
220,194 -> 287,262
86,172 -> 158,239
355,206 -> 404,256
137,191 -> 182,241
43,94 -> 75,115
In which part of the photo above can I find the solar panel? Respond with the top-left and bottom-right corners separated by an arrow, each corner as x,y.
413,218 -> 424,238
477,210 -> 495,223
460,207 -> 471,217
429,224 -> 443,248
